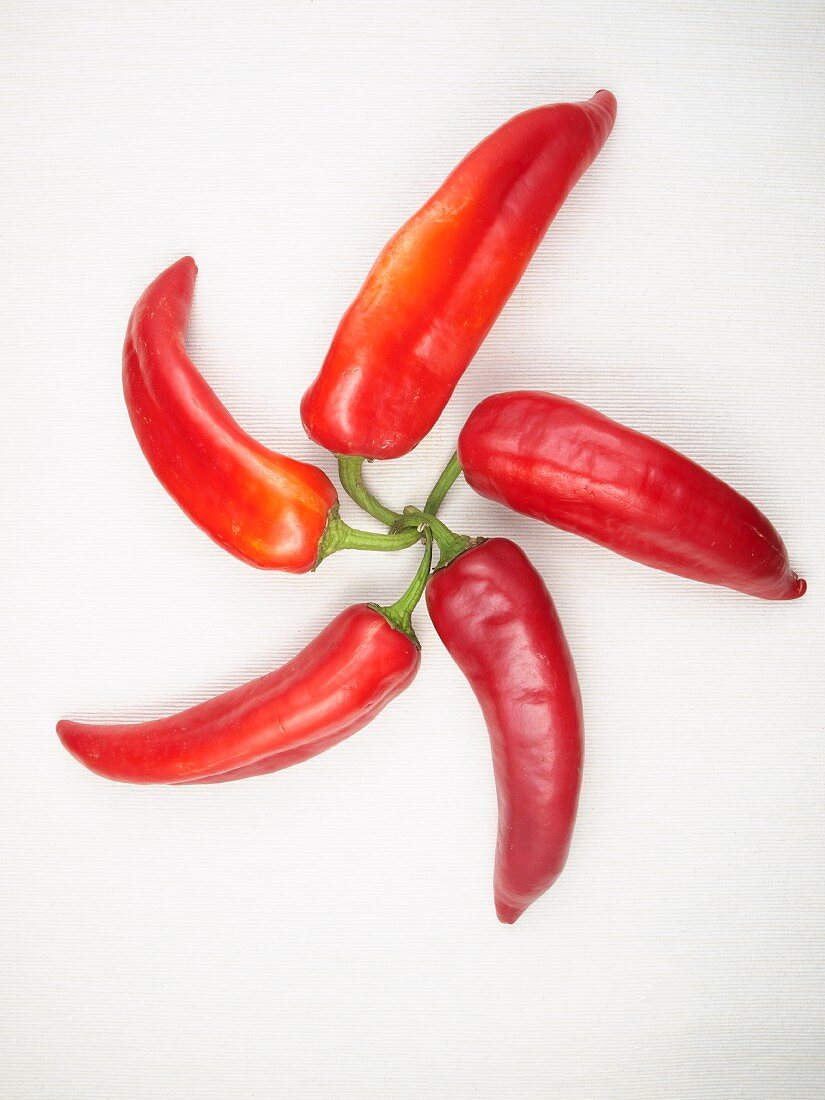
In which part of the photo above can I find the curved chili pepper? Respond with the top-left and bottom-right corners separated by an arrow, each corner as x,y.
458,392 -> 806,601
301,91 -> 617,460
124,257 -> 341,573
57,605 -> 420,785
426,538 -> 583,924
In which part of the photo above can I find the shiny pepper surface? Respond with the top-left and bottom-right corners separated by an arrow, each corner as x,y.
427,539 -> 583,923
301,92 -> 617,459
125,257 -> 338,572
57,605 -> 420,785
459,391 -> 806,601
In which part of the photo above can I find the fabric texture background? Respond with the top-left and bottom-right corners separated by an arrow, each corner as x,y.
2,2 -> 823,1096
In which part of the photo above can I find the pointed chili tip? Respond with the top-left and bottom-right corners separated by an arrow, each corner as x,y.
495,899 -> 526,925
56,718 -> 78,742
157,256 -> 198,305
160,256 -> 198,285
588,89 -> 618,129
56,719 -> 78,754
773,574 -> 806,600
177,255 -> 198,276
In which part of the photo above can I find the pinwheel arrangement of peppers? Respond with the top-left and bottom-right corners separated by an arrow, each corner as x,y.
57,91 -> 806,924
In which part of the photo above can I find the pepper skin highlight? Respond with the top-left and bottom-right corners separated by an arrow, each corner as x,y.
125,258 -> 338,572
302,92 -> 617,459
427,538 -> 583,923
459,391 -> 806,600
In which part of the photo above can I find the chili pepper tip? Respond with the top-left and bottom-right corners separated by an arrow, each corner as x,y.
589,89 -> 617,124
496,901 -> 525,925
168,255 -> 197,277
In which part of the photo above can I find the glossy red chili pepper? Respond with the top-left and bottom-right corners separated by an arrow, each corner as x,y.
301,91 -> 617,460
458,392 -> 806,601
125,257 -> 339,572
57,604 -> 420,785
426,538 -> 583,924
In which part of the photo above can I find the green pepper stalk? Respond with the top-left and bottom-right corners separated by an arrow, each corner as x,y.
371,528 -> 434,644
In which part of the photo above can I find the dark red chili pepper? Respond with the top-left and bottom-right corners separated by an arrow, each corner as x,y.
58,606 -> 419,785
426,538 -> 583,924
458,392 -> 806,601
301,92 -> 617,460
125,258 -> 418,572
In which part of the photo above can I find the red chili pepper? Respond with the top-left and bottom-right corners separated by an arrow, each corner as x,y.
426,538 -> 583,924
124,257 -> 340,573
301,92 -> 617,460
58,605 -> 421,785
58,530 -> 432,785
458,392 -> 806,601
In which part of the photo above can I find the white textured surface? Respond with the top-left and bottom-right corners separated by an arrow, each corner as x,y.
2,2 -> 824,1097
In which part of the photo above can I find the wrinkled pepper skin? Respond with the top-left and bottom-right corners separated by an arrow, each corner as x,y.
301,92 -> 617,460
459,392 -> 806,601
125,258 -> 338,572
426,539 -> 583,924
57,605 -> 419,785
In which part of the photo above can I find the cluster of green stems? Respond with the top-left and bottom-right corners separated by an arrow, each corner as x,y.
316,452 -> 471,641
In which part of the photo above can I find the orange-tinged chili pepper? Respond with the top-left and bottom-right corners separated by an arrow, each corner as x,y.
124,257 -> 339,572
302,91 -> 617,459
125,258 -> 420,570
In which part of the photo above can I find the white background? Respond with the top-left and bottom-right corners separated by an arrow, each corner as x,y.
2,2 -> 823,1097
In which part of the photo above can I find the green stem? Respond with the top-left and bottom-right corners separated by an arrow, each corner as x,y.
316,509 -> 421,566
399,507 -> 475,569
424,452 -> 462,516
337,455 -> 402,526
371,528 -> 433,644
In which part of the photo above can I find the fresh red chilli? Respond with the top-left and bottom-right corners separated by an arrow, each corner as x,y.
124,257 -> 339,573
57,605 -> 420,785
301,91 -> 617,460
426,538 -> 583,924
458,391 -> 806,601
53,96 -> 809,927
